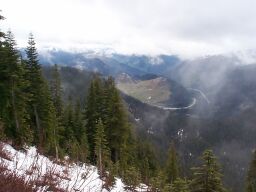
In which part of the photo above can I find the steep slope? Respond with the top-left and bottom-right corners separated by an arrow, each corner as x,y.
167,55 -> 239,101
116,73 -> 193,108
0,142 -> 148,191
215,64 -> 256,116
42,64 -> 256,192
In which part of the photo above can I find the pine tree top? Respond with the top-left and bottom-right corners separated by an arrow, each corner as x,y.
190,149 -> 226,192
26,33 -> 39,65
0,12 -> 5,39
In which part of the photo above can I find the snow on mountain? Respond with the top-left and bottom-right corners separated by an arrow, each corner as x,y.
0,142 -> 148,192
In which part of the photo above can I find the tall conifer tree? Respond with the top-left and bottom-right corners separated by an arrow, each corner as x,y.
190,150 -> 226,192
25,33 -> 58,156
0,12 -> 4,40
104,77 -> 131,163
4,31 -> 32,144
50,64 -> 63,118
95,118 -> 110,177
25,33 -> 44,146
85,77 -> 104,161
246,151 -> 256,192
166,142 -> 180,184
62,98 -> 75,151
0,13 -> 8,128
171,178 -> 190,192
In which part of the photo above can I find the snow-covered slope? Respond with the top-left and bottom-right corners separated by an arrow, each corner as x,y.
0,143 -> 147,192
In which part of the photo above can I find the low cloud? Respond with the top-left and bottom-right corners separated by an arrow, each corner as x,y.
2,0 -> 256,58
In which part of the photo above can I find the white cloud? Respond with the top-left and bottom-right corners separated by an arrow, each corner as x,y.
1,0 -> 256,58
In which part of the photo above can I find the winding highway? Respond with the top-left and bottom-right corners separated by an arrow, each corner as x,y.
188,88 -> 210,104
153,98 -> 197,111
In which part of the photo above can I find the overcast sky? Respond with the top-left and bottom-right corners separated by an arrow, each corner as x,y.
1,0 -> 256,58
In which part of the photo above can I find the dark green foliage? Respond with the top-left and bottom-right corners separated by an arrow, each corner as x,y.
94,119 -> 110,177
24,33 -> 59,156
0,30 -> 32,144
50,64 -> 63,118
190,150 -> 226,192
84,76 -> 141,180
58,96 -> 89,161
62,99 -> 75,143
84,77 -> 102,161
106,87 -> 130,162
73,101 -> 85,142
136,140 -> 158,184
79,132 -> 89,162
246,151 -> 256,192
123,166 -> 141,191
149,170 -> 170,192
171,178 -> 190,192
0,12 -> 4,39
165,142 -> 179,184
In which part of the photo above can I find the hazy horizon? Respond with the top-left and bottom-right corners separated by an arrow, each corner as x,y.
2,0 -> 256,59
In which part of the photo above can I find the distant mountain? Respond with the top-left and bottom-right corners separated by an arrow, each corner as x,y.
37,49 -> 182,78
111,54 -> 180,75
38,49 -> 146,77
38,49 -> 194,108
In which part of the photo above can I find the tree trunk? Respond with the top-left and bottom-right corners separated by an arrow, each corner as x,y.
99,147 -> 102,178
53,126 -> 59,160
33,105 -> 42,148
11,85 -> 20,137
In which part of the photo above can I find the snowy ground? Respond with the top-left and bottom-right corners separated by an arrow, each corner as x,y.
0,142 -> 148,192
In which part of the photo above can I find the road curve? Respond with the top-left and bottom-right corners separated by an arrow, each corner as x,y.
188,88 -> 210,104
153,98 -> 197,111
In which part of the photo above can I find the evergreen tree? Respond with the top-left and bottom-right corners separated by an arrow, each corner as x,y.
4,31 -> 32,144
94,118 -> 110,177
136,140 -> 158,184
62,98 -> 75,151
73,100 -> 89,162
49,64 -> 63,160
149,170 -> 170,192
171,178 -> 190,192
104,79 -> 131,163
79,132 -> 89,162
165,142 -> 179,184
190,149 -> 226,192
246,151 -> 256,192
73,100 -> 84,142
40,84 -> 59,157
0,12 -> 4,40
50,64 -> 63,118
85,76 -> 137,176
25,33 -> 44,146
0,14 -> 8,131
25,33 -> 58,156
0,13 -> 8,140
0,28 -> 32,144
123,166 -> 141,191
85,77 -> 103,160
69,137 -> 80,161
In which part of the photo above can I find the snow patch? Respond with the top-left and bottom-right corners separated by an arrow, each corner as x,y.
0,143 -> 147,192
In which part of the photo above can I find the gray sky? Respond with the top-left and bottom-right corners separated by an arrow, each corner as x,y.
1,0 -> 256,58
